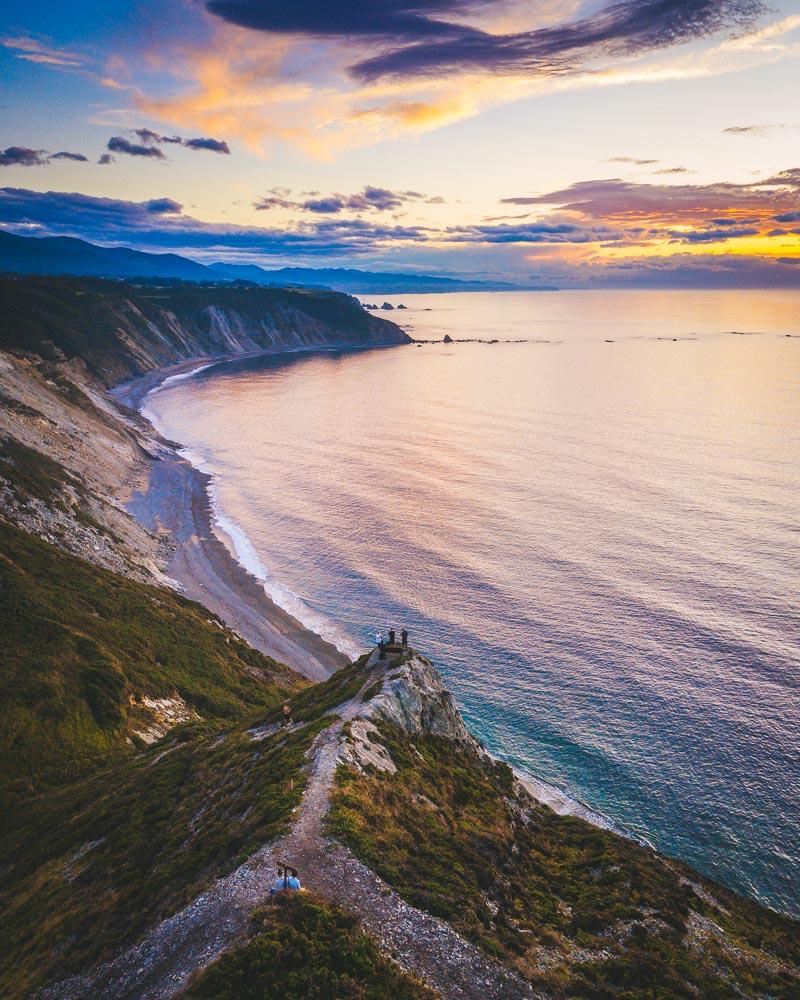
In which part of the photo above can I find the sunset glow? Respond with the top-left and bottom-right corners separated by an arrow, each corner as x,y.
1,1 -> 799,285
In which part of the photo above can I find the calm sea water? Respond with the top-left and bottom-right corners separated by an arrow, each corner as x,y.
144,290 -> 800,916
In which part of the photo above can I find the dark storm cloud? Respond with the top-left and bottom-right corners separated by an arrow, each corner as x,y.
774,211 -> 800,222
48,151 -> 88,162
107,136 -> 166,159
255,185 -> 433,214
0,146 -> 48,167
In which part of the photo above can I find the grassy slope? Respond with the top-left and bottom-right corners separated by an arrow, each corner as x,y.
330,723 -> 800,999
0,632 -> 376,998
0,517 -> 303,801
0,715 -> 328,998
187,893 -> 436,1000
0,274 -> 405,386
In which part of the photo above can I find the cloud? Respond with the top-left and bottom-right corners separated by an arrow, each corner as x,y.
48,151 -> 88,162
347,0 -> 767,81
107,136 -> 166,159
445,220 -> 625,244
1,185 -> 798,288
98,154 -> 115,166
0,187 -> 429,258
501,172 -> 800,222
723,123 -> 799,136
205,0 -> 766,83
775,211 -> 800,222
670,227 -> 759,243
131,128 -> 230,153
0,147 -> 48,167
607,157 -> 658,165
653,166 -> 693,174
1,36 -> 84,68
134,128 -> 183,145
144,198 -> 183,214
255,185 -> 435,214
183,137 -> 231,153
112,2 -> 795,159
205,0 -> 485,40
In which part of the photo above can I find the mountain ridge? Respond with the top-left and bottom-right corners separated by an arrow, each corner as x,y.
0,230 -> 531,292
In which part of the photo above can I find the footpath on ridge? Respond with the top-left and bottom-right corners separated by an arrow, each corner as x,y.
41,653 -> 542,1000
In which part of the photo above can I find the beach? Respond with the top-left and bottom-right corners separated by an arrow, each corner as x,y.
114,357 -> 348,683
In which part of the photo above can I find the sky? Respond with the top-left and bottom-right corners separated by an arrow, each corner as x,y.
1,0 -> 799,286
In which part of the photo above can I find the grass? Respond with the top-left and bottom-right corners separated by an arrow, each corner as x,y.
0,528 -> 378,1000
330,723 -> 800,999
0,711 -> 330,998
0,274 -> 403,387
0,434 -> 72,505
0,518 -> 303,800
187,893 -> 436,999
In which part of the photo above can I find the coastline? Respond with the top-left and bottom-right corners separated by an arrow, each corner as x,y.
113,349 -> 643,834
114,351 -> 352,682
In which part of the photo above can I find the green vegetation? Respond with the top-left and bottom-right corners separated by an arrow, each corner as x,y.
188,893 -> 435,1000
0,518 -> 302,799
330,723 -> 800,999
0,712 -> 329,998
0,274 -> 404,387
0,434 -> 72,505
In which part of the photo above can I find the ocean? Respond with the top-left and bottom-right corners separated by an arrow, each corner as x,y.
142,289 -> 800,916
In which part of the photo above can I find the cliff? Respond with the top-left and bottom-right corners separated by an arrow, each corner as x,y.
0,274 -> 409,387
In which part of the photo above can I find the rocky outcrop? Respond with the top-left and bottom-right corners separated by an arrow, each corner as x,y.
339,651 -> 482,776
364,651 -> 476,744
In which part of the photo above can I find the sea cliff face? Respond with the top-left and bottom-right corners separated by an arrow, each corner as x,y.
0,274 -> 409,386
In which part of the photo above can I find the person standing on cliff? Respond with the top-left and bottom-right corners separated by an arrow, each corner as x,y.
401,628 -> 408,648
389,628 -> 396,646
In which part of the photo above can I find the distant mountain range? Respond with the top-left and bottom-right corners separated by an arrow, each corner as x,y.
0,231 -> 536,293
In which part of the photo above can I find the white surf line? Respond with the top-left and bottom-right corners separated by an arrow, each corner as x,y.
514,766 -> 655,848
139,358 -> 363,661
205,480 -> 362,660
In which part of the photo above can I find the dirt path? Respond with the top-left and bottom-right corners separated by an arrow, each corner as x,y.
41,682 -> 542,1000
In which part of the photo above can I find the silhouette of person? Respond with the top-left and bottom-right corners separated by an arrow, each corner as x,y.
401,628 -> 408,648
389,628 -> 396,646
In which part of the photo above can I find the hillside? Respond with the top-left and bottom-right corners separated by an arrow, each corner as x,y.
0,273 -> 408,387
0,518 -> 303,801
2,644 -> 798,999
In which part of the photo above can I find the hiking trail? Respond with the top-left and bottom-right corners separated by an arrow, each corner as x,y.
40,656 -> 542,1000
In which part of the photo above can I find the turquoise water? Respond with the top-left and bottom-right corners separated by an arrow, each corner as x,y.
144,290 -> 800,916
